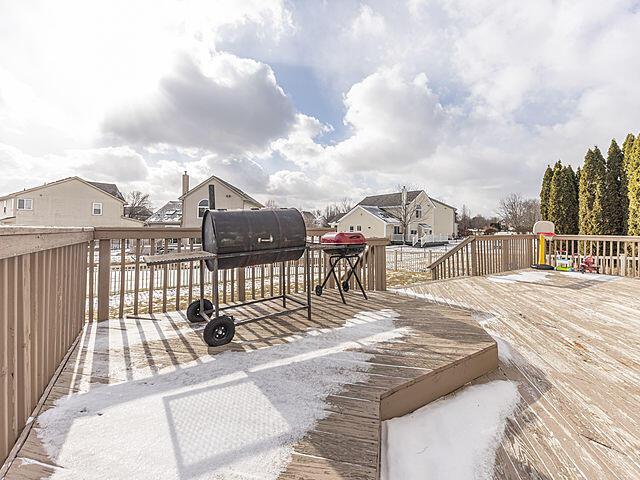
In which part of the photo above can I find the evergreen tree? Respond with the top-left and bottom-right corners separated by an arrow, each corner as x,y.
549,163 -> 579,234
565,165 -> 579,233
628,134 -> 640,236
603,139 -> 626,235
579,147 -> 606,234
622,133 -> 636,232
575,166 -> 581,190
540,165 -> 554,220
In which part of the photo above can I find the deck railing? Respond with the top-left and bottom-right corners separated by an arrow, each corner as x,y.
89,227 -> 388,321
545,235 -> 640,277
428,235 -> 536,281
0,227 -> 91,466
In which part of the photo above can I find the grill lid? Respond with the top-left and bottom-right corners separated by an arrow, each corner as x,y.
320,232 -> 366,245
202,208 -> 306,270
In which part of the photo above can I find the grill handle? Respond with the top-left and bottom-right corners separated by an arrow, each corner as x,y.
257,235 -> 274,244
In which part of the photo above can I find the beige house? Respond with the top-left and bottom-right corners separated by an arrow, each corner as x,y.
0,177 -> 143,227
337,189 -> 458,245
179,173 -> 263,228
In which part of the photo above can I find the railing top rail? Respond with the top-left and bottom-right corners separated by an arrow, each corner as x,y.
0,227 -> 94,259
551,234 -> 640,241
475,234 -> 537,240
0,226 -> 94,236
428,236 -> 474,270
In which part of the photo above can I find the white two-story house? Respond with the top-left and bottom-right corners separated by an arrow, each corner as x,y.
336,189 -> 457,244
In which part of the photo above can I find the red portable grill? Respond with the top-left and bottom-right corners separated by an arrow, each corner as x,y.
314,232 -> 367,304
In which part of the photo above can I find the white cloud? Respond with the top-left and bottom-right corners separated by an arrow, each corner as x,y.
102,51 -> 295,155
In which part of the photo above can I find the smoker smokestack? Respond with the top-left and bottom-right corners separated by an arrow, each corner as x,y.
182,171 -> 189,196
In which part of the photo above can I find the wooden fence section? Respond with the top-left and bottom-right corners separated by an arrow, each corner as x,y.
0,227 -> 91,466
386,248 -> 449,272
546,235 -> 640,277
429,235 -> 536,281
90,227 -> 389,321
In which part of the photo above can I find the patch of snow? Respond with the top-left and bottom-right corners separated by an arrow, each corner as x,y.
381,380 -> 520,480
37,309 -> 410,480
557,271 -> 620,282
487,271 -> 552,284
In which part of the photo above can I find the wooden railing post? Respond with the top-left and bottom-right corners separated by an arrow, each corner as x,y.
470,238 -> 478,276
97,239 -> 111,321
237,267 -> 246,302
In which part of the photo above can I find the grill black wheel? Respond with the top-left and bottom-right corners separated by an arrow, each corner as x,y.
342,281 -> 350,292
315,285 -> 323,296
203,316 -> 235,347
186,299 -> 213,323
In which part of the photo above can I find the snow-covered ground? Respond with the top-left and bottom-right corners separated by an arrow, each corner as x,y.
488,270 -> 620,284
36,310 -> 410,480
381,380 -> 520,480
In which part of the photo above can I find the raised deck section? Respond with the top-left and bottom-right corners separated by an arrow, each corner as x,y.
2,291 -> 496,480
397,270 -> 640,479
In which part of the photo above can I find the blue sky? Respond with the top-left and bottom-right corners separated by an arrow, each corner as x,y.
1,0 -> 640,214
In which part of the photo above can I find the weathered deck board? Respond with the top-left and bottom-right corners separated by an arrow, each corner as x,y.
2,290 -> 496,480
400,270 -> 640,479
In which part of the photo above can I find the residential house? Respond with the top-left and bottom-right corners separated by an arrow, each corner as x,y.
179,172 -> 263,228
337,189 -> 458,244
0,176 -> 143,227
145,201 -> 182,227
301,211 -> 319,228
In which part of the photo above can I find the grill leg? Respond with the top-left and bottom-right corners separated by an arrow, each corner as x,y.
282,261 -> 286,307
306,249 -> 311,320
213,257 -> 219,318
199,259 -> 206,319
329,256 -> 347,304
345,255 -> 368,300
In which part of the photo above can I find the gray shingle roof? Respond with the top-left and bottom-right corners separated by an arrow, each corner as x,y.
360,206 -> 400,224
146,201 -> 182,225
88,181 -> 125,202
358,191 -> 422,207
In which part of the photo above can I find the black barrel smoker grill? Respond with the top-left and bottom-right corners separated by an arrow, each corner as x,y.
144,208 -> 311,347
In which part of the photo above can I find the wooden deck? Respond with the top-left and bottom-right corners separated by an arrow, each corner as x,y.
397,270 -> 640,479
2,290 -> 496,480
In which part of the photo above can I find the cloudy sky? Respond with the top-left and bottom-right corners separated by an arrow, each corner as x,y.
1,0 -> 640,214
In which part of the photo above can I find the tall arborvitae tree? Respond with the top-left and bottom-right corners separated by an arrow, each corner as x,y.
540,165 -> 554,220
549,163 -> 579,234
628,134 -> 640,236
579,147 -> 606,234
603,139 -> 626,235
548,161 -> 563,227
565,165 -> 579,233
623,133 -> 636,233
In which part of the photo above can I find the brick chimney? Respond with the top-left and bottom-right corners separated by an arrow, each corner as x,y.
182,171 -> 189,196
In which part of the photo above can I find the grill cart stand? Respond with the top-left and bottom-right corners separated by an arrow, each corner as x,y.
310,243 -> 368,305
143,247 -> 312,347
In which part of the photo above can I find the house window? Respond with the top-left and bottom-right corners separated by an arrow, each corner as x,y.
410,229 -> 417,235
356,225 -> 362,231
92,202 -> 103,215
225,194 -> 232,198
17,198 -> 33,210
415,205 -> 422,218
197,199 -> 209,218
349,226 -> 354,232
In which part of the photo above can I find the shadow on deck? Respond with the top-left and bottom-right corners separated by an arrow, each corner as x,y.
3,290 -> 496,480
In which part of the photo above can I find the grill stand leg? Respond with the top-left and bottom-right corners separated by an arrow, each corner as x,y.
345,255 -> 368,300
281,261 -> 286,308
306,249 -> 311,320
329,256 -> 347,304
212,257 -> 219,318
